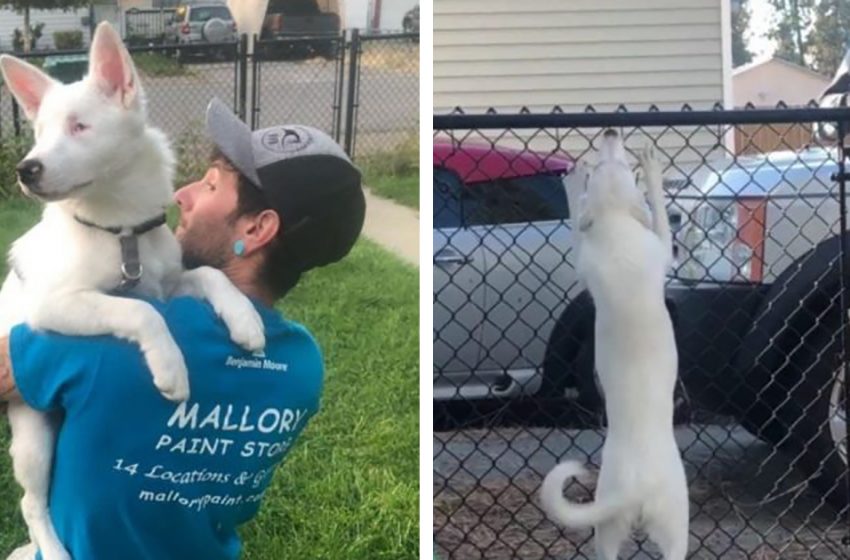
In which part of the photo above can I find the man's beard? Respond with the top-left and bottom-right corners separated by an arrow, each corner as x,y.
179,221 -> 231,270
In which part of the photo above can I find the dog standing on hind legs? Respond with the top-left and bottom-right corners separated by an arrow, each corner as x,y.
539,130 -> 689,559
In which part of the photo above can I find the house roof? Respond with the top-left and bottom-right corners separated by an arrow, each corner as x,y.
732,56 -> 831,82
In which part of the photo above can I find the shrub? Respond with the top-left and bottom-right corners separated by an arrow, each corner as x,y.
0,135 -> 33,200
12,23 -> 45,52
53,30 -> 84,51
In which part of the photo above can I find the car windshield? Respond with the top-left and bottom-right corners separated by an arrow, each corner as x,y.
189,7 -> 231,21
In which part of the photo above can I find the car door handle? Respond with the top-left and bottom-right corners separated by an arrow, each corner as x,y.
434,250 -> 472,266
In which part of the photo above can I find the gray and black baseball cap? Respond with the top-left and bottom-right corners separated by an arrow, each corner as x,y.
205,97 -> 365,271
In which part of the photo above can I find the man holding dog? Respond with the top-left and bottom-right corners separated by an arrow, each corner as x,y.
0,98 -> 365,560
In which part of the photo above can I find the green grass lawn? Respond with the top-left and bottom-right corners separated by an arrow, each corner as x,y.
132,52 -> 192,78
0,197 -> 419,559
366,172 -> 420,210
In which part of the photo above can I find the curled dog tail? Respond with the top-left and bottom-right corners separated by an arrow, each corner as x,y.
539,461 -> 634,529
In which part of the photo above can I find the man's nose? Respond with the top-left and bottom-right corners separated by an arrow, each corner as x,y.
173,185 -> 193,210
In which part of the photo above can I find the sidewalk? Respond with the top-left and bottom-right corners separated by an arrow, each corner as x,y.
361,188 -> 419,267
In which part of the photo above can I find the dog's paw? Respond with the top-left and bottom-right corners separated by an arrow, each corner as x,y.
145,337 -> 190,402
638,143 -> 663,185
222,302 -> 266,353
39,544 -> 71,560
638,143 -> 662,170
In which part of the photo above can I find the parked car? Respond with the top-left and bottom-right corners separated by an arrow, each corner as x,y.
403,5 -> 420,35
433,140 -> 574,402
258,0 -> 341,60
433,141 -> 847,507
164,3 -> 237,60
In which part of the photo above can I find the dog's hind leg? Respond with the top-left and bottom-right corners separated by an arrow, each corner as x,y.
594,516 -> 630,560
7,402 -> 70,560
644,503 -> 689,560
638,143 -> 673,269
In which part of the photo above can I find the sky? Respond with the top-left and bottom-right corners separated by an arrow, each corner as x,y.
747,0 -> 777,59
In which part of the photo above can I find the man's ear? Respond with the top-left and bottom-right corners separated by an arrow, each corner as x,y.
243,209 -> 280,255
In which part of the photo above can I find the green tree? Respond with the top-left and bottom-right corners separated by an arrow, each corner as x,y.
808,0 -> 850,76
732,0 -> 754,67
767,0 -> 815,65
0,0 -> 89,52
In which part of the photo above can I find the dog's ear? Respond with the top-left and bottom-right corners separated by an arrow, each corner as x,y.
89,22 -> 139,108
0,55 -> 55,121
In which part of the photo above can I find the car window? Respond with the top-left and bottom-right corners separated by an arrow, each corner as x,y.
434,167 -> 463,229
462,174 -> 569,226
189,7 -> 231,21
268,0 -> 320,16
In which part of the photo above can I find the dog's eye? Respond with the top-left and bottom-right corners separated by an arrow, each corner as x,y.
71,122 -> 89,135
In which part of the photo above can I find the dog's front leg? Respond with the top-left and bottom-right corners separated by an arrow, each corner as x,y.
638,144 -> 673,269
173,267 -> 266,352
563,161 -> 590,291
7,402 -> 68,560
27,291 -> 189,402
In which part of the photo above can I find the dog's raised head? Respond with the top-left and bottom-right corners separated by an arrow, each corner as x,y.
0,22 -> 146,202
580,129 -> 650,230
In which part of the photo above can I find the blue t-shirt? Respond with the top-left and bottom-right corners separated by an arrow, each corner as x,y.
9,296 -> 323,560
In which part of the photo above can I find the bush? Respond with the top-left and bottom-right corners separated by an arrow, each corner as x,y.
358,132 -> 419,180
12,23 -> 45,52
53,30 -> 83,51
0,136 -> 33,200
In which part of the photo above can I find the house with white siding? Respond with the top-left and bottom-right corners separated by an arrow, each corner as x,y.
0,8 -> 91,51
434,0 -> 735,168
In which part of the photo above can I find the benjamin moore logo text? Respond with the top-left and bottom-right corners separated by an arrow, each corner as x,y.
225,355 -> 288,373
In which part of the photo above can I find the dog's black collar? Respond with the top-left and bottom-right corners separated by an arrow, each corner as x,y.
73,213 -> 167,291
73,213 -> 167,236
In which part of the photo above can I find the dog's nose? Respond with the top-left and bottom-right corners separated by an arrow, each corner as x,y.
16,159 -> 44,189
603,129 -> 618,138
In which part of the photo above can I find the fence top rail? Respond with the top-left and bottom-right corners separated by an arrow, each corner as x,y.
434,107 -> 850,129
359,32 -> 419,42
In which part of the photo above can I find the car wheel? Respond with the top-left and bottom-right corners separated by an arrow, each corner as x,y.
738,306 -> 849,510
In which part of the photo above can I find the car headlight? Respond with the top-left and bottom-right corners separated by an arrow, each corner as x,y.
676,198 -> 766,283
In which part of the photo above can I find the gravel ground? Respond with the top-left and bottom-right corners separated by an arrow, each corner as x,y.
434,424 -> 848,559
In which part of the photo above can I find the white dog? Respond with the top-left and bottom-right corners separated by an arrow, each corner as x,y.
539,131 -> 688,560
0,23 -> 265,560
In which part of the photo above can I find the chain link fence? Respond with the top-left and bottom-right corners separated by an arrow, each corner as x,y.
433,106 -> 850,559
0,31 -> 418,199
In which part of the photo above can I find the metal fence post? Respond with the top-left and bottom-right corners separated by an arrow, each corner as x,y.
343,28 -> 360,157
251,34 -> 260,130
838,121 -> 850,551
237,33 -> 249,123
12,102 -> 20,138
332,30 -> 347,143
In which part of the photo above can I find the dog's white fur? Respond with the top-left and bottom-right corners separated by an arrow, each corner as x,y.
539,132 -> 688,560
0,23 -> 265,560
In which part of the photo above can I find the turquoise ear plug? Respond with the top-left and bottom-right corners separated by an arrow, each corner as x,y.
233,239 -> 246,256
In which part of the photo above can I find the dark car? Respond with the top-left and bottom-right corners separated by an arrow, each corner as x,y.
258,0 -> 341,60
